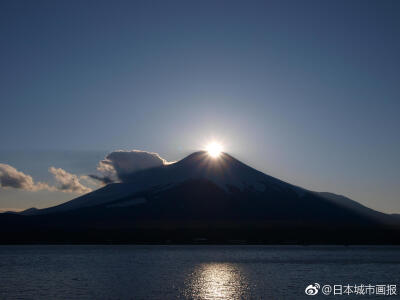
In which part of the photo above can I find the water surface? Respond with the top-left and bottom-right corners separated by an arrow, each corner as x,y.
0,245 -> 399,299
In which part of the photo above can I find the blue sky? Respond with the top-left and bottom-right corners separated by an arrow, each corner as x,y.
0,0 -> 399,213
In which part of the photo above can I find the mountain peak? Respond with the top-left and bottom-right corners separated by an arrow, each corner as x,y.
175,151 -> 235,168
24,150 -> 396,230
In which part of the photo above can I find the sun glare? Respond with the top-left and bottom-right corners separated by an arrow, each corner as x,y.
206,142 -> 223,158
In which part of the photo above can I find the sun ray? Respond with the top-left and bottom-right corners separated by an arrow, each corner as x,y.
206,142 -> 223,158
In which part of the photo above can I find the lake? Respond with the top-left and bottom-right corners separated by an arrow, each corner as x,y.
0,245 -> 399,299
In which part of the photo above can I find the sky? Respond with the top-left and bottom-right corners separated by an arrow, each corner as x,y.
0,0 -> 399,213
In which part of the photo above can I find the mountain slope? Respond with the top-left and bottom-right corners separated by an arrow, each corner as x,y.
33,151 -> 305,215
1,151 -> 399,244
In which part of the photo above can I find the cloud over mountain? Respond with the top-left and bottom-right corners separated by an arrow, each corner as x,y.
1,150 -> 172,195
0,163 -> 91,195
0,163 -> 52,191
91,150 -> 172,183
49,167 -> 92,194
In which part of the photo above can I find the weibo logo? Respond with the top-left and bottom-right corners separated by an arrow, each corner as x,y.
305,283 -> 320,296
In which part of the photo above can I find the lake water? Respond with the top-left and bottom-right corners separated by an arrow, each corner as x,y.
0,245 -> 399,299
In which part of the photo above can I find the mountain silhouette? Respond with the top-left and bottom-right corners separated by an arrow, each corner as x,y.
1,151 -> 399,244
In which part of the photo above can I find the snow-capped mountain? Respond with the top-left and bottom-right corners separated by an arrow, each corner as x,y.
32,151 -> 305,214
1,151 -> 399,244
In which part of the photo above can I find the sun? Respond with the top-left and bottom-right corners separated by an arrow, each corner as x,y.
206,142 -> 223,158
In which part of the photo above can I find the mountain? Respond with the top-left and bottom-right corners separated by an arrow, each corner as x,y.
1,151 -> 399,244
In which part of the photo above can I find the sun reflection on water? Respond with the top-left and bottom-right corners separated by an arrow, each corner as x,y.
184,263 -> 249,300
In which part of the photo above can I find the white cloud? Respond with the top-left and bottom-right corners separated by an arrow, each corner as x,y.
49,167 -> 92,194
0,163 -> 91,195
91,150 -> 173,183
1,149 -> 172,197
0,163 -> 53,191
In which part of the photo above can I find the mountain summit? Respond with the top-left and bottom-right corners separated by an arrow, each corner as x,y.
1,151 -> 399,244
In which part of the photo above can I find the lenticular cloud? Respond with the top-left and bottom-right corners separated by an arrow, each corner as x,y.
90,150 -> 173,184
